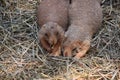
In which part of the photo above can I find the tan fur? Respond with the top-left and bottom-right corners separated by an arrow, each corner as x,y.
37,0 -> 69,30
63,0 -> 103,59
37,0 -> 69,56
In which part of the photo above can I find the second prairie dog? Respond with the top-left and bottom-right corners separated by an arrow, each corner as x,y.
63,0 -> 103,59
37,0 -> 69,56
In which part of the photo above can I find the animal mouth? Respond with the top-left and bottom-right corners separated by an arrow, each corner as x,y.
51,44 -> 54,49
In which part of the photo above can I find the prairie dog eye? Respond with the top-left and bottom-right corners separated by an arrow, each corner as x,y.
45,33 -> 49,37
55,32 -> 59,36
51,26 -> 54,29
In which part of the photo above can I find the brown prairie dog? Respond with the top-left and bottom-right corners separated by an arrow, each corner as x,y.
37,0 -> 69,56
63,0 -> 103,59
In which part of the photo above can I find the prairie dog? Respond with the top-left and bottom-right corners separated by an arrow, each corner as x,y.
37,0 -> 69,56
63,0 -> 103,59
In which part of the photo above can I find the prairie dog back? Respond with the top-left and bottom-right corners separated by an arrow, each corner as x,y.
69,0 -> 102,34
37,0 -> 69,30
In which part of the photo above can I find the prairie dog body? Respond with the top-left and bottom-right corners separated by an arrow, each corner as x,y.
37,0 -> 69,56
63,0 -> 103,59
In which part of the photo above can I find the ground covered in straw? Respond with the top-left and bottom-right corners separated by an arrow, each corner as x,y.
0,0 -> 120,80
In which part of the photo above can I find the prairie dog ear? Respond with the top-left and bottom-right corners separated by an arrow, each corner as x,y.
63,32 -> 68,42
65,31 -> 69,37
56,25 -> 64,33
41,24 -> 47,29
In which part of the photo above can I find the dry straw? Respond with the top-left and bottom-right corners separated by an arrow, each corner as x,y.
0,0 -> 120,80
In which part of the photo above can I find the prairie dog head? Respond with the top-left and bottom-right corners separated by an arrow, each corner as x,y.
39,22 -> 65,53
